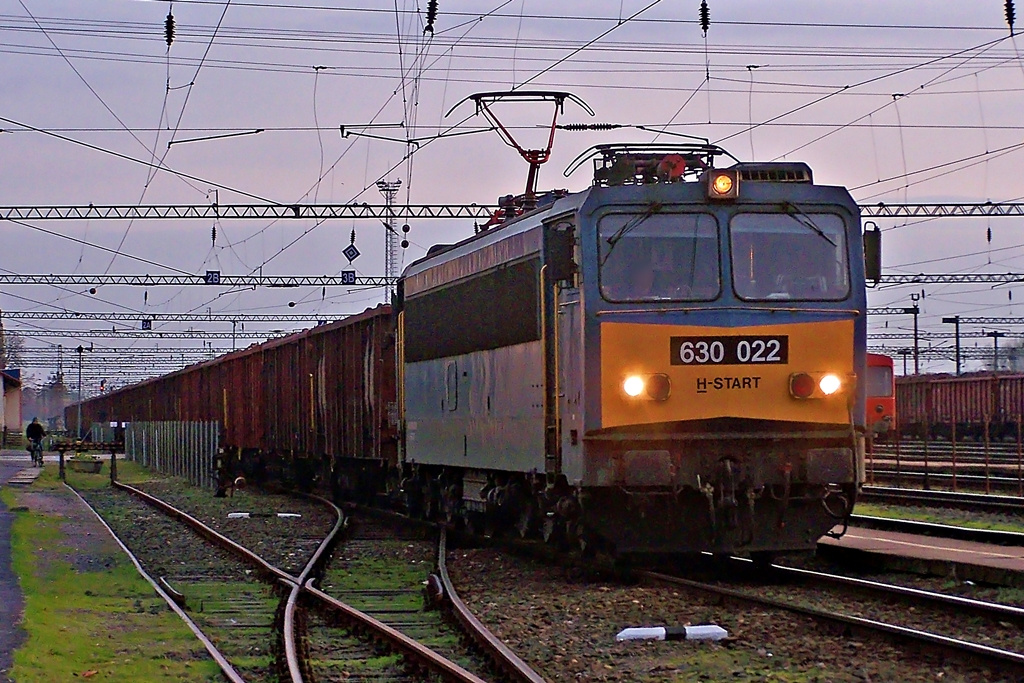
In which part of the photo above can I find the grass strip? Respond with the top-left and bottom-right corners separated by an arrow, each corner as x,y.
2,465 -> 221,681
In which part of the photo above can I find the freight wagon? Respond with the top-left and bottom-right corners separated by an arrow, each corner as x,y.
71,306 -> 397,493
896,372 -> 1024,440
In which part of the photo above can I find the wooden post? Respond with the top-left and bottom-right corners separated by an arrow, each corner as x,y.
109,444 -> 117,484
58,447 -> 66,482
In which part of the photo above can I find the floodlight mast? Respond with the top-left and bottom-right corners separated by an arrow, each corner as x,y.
448,91 -> 594,207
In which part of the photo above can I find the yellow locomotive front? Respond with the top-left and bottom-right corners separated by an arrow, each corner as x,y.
551,147 -> 869,557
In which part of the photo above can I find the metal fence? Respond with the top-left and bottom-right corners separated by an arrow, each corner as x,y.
124,421 -> 220,489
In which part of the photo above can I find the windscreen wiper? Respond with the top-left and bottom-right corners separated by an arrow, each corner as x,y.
782,201 -> 837,247
602,201 -> 663,264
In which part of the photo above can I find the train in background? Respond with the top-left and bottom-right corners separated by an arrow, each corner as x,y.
72,140 -> 876,559
897,371 -> 1024,440
866,353 -> 895,437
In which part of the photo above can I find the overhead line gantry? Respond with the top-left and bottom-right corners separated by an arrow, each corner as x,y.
0,274 -> 395,287
2,311 -> 351,322
5,202 -> 1024,221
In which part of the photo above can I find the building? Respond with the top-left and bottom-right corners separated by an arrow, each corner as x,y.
1,369 -> 22,446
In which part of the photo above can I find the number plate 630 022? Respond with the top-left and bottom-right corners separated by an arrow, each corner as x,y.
669,335 -> 789,365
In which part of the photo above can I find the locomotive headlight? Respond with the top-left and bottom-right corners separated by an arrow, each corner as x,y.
707,169 -> 739,200
623,375 -> 646,397
818,373 -> 842,396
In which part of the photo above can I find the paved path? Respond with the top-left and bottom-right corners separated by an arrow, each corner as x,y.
0,456 -> 27,683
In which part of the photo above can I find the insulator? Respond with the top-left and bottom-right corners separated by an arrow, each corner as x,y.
699,0 -> 710,36
402,223 -> 410,233
988,226 -> 993,243
401,239 -> 409,249
1008,0 -> 1016,35
321,287 -> 326,300
164,11 -> 175,47
144,290 -> 148,304
350,228 -> 356,245
424,0 -> 438,34
211,225 -> 216,245
557,123 -> 622,131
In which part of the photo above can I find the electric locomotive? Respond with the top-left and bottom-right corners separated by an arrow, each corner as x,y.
398,142 -> 873,557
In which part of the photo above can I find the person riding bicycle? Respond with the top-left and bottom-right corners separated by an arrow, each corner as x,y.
25,417 -> 45,466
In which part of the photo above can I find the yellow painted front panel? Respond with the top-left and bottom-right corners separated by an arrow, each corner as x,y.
600,320 -> 855,428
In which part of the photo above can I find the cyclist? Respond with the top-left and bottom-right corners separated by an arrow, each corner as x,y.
25,417 -> 45,467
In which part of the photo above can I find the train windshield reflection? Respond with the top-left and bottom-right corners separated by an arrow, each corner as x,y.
730,212 -> 850,301
599,213 -> 720,302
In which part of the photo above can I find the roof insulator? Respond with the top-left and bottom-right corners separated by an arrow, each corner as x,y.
1007,0 -> 1016,35
164,11 -> 175,47
699,0 -> 710,37
425,0 -> 439,34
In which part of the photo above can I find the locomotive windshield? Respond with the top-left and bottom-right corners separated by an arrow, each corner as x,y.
730,212 -> 850,301
599,212 -> 720,302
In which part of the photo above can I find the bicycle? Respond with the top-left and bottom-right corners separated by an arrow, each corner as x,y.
28,438 -> 44,467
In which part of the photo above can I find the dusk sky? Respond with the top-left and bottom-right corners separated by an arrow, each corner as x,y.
3,1 -> 1024,388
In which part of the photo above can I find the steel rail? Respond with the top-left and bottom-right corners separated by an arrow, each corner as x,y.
437,528 -> 547,683
282,493 -> 345,683
304,584 -> 489,683
769,562 -> 1024,624
640,570 -> 1024,671
114,481 -> 296,582
65,483 -> 245,683
116,483 -> 491,682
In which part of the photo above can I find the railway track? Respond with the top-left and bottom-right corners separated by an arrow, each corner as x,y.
860,485 -> 1024,511
642,559 -> 1024,677
76,477 -> 545,682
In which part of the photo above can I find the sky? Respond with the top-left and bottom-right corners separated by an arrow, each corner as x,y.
3,0 -> 1024,391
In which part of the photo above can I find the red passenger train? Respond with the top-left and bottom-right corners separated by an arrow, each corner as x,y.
865,353 -> 895,437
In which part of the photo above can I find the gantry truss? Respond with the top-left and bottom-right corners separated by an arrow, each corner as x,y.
869,346 -> 1008,360
0,273 -> 1018,289
869,331 -> 1024,340
7,329 -> 294,340
878,273 -> 1024,285
0,204 -> 495,221
867,307 -> 919,316
0,274 -> 394,287
931,317 -> 1024,326
2,311 -> 349,322
859,203 -> 1024,218
4,202 -> 1024,221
